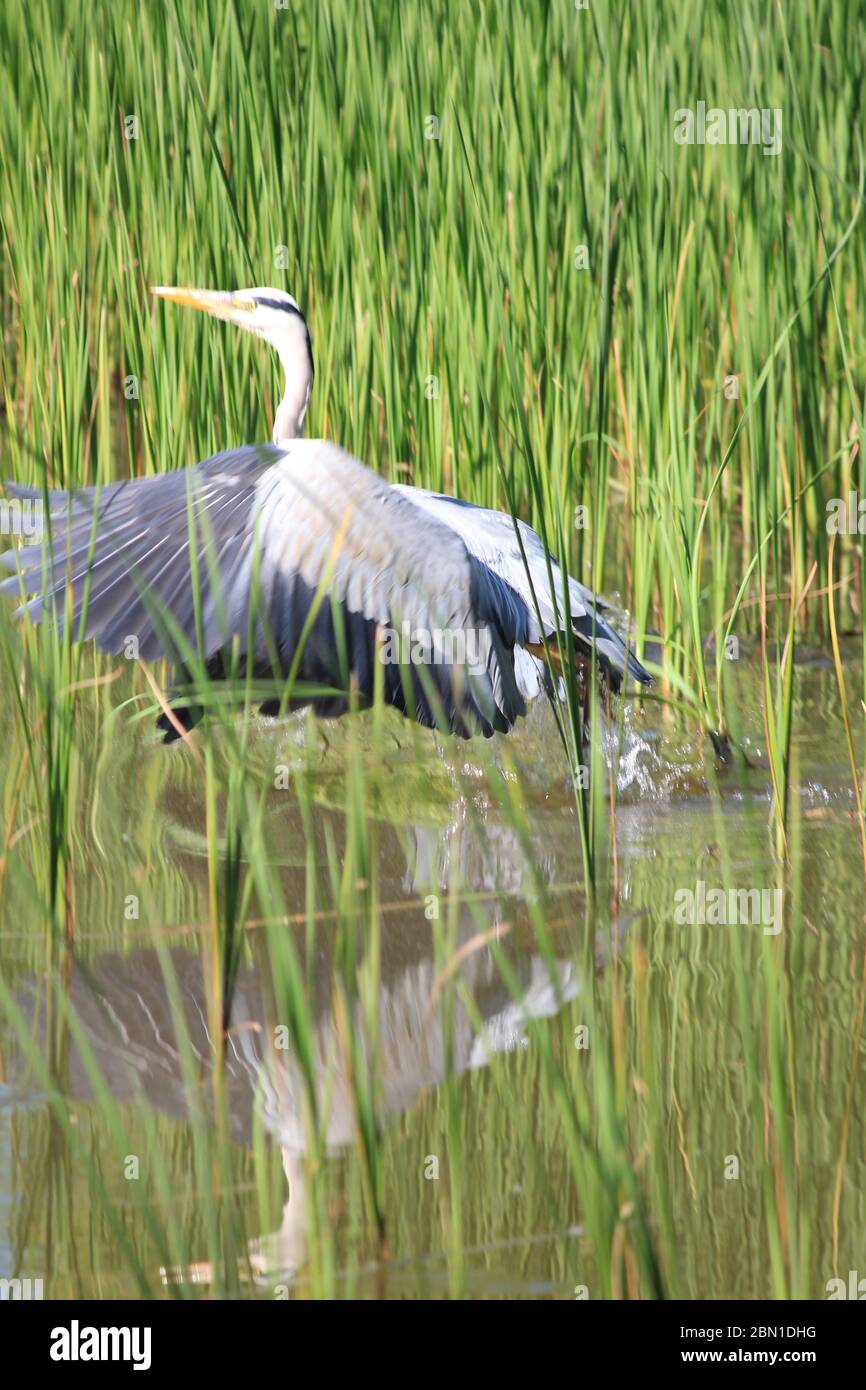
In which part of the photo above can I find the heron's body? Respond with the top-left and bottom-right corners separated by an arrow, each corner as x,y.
1,287 -> 650,741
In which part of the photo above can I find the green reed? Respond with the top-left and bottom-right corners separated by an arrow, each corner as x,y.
1,0 -> 865,1302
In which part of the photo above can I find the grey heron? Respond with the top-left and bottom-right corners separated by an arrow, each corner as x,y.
1,287 -> 651,741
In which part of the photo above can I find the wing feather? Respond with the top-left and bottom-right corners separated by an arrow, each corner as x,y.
394,485 -> 651,689
1,443 -> 533,737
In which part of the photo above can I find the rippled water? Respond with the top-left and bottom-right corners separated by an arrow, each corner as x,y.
1,648 -> 864,1298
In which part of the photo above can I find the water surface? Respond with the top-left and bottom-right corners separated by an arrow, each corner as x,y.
1,650 -> 864,1299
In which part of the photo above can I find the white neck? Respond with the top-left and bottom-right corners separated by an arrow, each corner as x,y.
271,327 -> 313,445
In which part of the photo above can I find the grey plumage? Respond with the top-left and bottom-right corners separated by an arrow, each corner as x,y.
395,486 -> 651,693
1,442 -> 536,738
0,284 -> 651,742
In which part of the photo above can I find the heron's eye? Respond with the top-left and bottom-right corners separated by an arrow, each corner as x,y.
232,296 -> 257,313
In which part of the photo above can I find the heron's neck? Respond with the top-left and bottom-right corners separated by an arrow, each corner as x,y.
272,341 -> 312,444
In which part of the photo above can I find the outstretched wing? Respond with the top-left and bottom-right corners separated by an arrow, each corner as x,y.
394,486 -> 651,689
0,442 -> 533,737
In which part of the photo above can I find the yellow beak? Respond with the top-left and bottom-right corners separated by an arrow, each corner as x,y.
151,287 -> 258,319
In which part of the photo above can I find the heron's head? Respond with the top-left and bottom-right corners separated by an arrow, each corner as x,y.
152,285 -> 314,442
